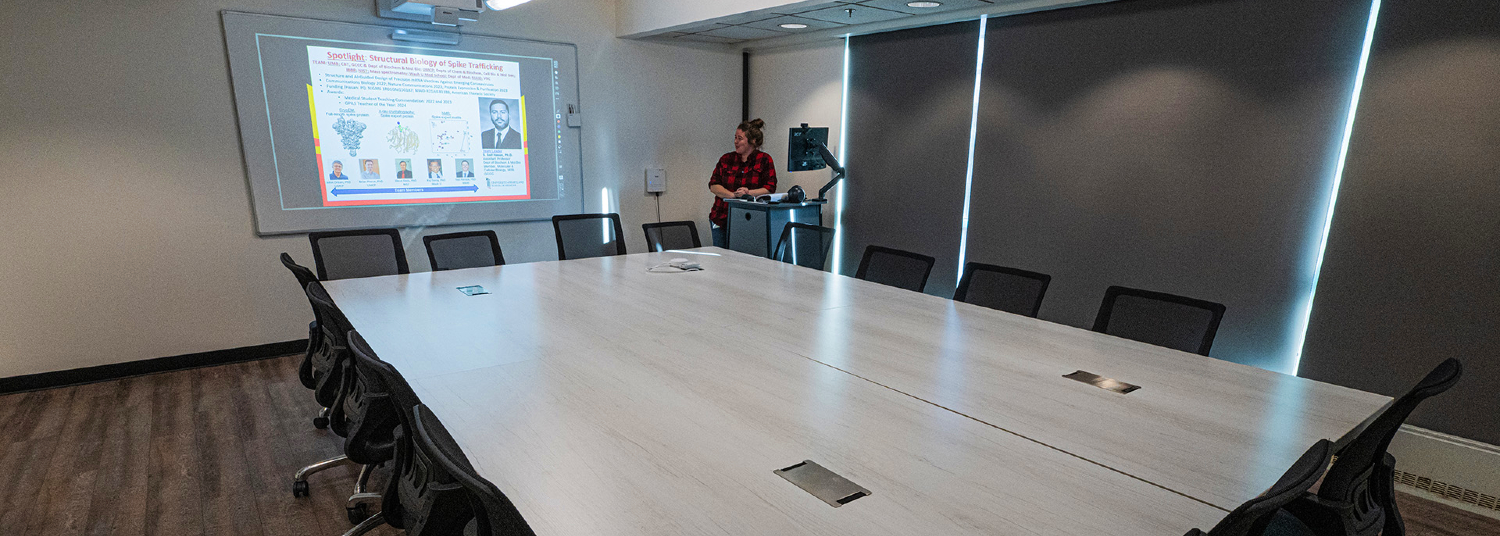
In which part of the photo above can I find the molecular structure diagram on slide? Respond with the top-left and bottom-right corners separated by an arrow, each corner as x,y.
430,119 -> 472,153
333,116 -> 367,157
387,122 -> 420,154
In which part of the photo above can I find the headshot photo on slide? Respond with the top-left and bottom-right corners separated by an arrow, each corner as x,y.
427,159 -> 443,179
481,97 -> 522,150
327,160 -> 349,181
359,159 -> 380,181
396,159 -> 413,179
456,158 -> 475,178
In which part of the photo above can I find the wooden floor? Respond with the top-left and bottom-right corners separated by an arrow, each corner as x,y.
0,354 -> 1495,536
0,355 -> 399,536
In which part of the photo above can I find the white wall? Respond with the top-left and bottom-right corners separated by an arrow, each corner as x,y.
747,40 -> 846,220
0,0 -> 740,378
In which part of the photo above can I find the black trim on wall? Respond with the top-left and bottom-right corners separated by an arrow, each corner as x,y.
0,339 -> 308,395
742,50 -> 751,121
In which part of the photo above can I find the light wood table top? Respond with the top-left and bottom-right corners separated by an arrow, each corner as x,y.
323,247 -> 1385,533
644,250 -> 1392,510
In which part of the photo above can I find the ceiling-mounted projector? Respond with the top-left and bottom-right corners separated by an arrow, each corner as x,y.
377,0 -> 532,26
378,0 -> 530,27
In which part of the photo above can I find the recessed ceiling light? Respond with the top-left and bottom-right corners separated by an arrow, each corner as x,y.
906,1 -> 943,7
779,23 -> 810,29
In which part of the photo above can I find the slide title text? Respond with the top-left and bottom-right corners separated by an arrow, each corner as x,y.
325,51 -> 505,72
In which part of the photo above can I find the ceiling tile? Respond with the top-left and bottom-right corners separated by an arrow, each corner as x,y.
697,24 -> 790,40
671,23 -> 719,35
849,0 -> 994,15
795,4 -> 910,25
711,11 -> 784,26
673,33 -> 745,44
740,15 -> 849,32
770,1 -> 843,16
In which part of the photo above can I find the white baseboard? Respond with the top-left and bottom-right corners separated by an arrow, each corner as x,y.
1388,425 -> 1500,520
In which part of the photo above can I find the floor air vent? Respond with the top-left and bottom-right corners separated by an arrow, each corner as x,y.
1393,468 -> 1500,513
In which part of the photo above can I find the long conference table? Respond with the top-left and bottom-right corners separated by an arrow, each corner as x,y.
323,247 -> 1391,535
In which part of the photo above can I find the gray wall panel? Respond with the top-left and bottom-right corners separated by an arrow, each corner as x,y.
965,0 -> 1372,372
841,22 -> 981,295
1300,0 -> 1500,444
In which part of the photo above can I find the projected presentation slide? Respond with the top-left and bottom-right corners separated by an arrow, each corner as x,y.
308,46 -> 532,206
224,11 -> 583,235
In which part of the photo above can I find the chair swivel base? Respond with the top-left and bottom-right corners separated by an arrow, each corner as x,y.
313,406 -> 332,429
345,463 -> 383,523
291,454 -> 353,497
342,511 -> 385,536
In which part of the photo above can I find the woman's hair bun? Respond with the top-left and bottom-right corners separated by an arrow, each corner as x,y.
738,118 -> 766,148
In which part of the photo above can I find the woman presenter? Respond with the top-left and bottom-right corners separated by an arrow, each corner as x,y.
707,119 -> 777,248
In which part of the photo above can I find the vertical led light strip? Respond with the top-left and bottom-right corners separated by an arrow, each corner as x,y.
1293,0 -> 1382,375
601,187 -> 611,243
830,36 -> 852,275
788,210 -> 799,266
956,16 -> 989,282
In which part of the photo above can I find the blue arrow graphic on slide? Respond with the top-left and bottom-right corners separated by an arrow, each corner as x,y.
332,185 -> 480,196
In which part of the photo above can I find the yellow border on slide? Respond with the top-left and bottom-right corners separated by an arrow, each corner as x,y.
518,95 -> 528,154
307,85 -> 320,155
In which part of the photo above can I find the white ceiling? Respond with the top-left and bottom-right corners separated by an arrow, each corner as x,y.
649,1 -> 1002,43
631,0 -> 1110,47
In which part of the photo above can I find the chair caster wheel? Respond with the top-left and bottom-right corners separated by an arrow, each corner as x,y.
313,416 -> 330,429
347,503 -> 371,524
292,480 -> 310,498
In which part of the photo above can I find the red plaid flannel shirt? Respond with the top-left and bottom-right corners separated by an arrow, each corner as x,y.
708,150 -> 777,227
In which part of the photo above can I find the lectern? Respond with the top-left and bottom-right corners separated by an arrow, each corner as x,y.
724,199 -> 826,258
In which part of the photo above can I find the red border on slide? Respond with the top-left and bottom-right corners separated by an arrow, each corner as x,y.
316,92 -> 535,207
316,139 -> 329,206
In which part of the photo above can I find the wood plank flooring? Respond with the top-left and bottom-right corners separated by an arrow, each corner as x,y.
0,354 -> 1495,535
0,356 -> 399,536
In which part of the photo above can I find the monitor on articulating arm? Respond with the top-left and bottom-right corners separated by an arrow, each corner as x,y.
787,123 -> 845,202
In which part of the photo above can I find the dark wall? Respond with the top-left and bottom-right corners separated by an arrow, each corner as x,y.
832,0 -> 1498,444
841,21 -> 981,295
963,0 -> 1371,372
1299,0 -> 1500,444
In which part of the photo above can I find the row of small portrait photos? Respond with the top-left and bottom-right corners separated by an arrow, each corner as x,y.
327,158 -> 479,180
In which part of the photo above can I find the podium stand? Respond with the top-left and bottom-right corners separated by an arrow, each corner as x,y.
724,199 -> 826,258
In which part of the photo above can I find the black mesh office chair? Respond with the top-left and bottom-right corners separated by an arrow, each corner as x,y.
642,221 -> 702,252
294,281 -> 359,499
335,329 -> 404,523
279,254 -> 324,394
855,245 -> 936,293
1092,286 -> 1226,356
772,222 -> 836,271
1183,440 -> 1331,536
309,228 -> 410,280
348,405 -> 486,536
416,405 -> 537,536
1284,358 -> 1463,536
423,230 -> 505,271
303,281 -> 353,428
342,336 -> 427,536
953,262 -> 1051,317
552,213 -> 626,260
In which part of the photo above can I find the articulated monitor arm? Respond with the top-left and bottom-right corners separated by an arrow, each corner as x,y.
809,140 -> 845,202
